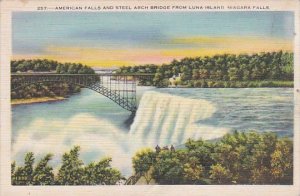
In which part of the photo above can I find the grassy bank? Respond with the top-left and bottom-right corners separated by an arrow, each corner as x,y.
11,96 -> 66,105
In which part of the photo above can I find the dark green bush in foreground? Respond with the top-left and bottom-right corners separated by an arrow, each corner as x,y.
12,146 -> 123,185
132,131 -> 293,185
12,131 -> 293,185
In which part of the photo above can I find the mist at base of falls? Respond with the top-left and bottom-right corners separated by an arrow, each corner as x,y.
12,88 -> 293,176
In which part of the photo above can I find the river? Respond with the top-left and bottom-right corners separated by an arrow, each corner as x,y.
11,87 -> 293,176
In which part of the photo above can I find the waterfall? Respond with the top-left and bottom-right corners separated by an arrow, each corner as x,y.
129,91 -> 229,148
12,90 -> 230,177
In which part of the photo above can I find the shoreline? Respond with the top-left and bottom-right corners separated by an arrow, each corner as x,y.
166,86 -> 294,88
10,84 -> 293,105
11,97 -> 67,106
167,80 -> 294,88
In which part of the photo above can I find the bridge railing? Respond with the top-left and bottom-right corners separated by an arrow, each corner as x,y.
11,73 -> 154,112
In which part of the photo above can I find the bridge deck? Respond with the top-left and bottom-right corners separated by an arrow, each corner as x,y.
11,73 -> 154,112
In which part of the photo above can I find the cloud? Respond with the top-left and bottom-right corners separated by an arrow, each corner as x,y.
167,36 -> 292,49
71,27 -> 167,47
13,36 -> 293,67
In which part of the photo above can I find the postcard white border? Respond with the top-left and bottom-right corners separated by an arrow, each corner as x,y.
1,0 -> 300,195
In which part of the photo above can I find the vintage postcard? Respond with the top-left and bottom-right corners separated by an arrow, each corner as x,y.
0,0 -> 299,195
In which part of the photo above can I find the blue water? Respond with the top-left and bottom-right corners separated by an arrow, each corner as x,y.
11,87 -> 293,176
155,88 -> 293,136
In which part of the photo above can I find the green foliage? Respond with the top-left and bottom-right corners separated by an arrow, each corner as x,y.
152,150 -> 186,184
132,148 -> 156,184
116,51 -> 293,87
153,72 -> 169,87
11,59 -> 95,100
11,132 -> 293,185
270,139 -> 293,184
56,146 -> 84,185
209,164 -> 232,184
12,146 -> 123,186
11,59 -> 95,74
12,152 -> 54,185
24,152 -> 35,185
11,161 -> 16,175
189,80 -> 293,88
228,67 -> 241,81
82,158 -> 122,185
183,157 -> 205,184
81,157 -> 122,185
11,83 -> 81,100
32,154 -> 55,185
132,131 -> 293,185
12,166 -> 29,185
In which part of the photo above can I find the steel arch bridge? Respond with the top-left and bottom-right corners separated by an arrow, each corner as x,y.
11,73 -> 154,112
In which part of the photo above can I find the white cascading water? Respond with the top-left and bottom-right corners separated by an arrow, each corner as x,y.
12,91 -> 229,176
130,91 -> 229,148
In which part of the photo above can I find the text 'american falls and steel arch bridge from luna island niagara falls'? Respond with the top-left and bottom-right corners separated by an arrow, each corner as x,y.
11,73 -> 155,112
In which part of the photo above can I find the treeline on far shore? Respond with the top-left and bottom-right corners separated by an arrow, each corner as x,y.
116,51 -> 294,87
12,131 -> 293,185
11,59 -> 95,74
11,59 -> 95,100
11,83 -> 80,99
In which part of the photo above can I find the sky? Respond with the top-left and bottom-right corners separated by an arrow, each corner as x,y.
13,12 -> 294,68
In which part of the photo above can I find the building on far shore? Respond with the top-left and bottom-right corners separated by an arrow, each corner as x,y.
93,67 -> 117,74
169,73 -> 182,87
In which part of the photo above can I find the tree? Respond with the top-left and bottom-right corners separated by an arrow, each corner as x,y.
214,70 -> 223,80
11,152 -> 35,185
180,66 -> 192,81
12,147 -> 123,186
185,138 -> 215,172
192,69 -> 200,80
250,166 -> 270,184
242,69 -> 251,81
56,146 -> 84,185
82,157 -> 123,185
24,152 -> 35,185
94,158 -> 123,185
281,52 -> 293,80
56,64 -> 63,73
16,63 -> 27,72
198,69 -> 209,79
183,157 -> 204,184
67,64 -> 78,74
114,51 -> 293,87
13,167 -> 27,185
209,164 -> 232,184
11,161 -> 16,185
152,150 -> 186,184
32,154 -> 55,185
153,72 -> 165,87
270,139 -> 293,184
228,67 -> 240,81
132,148 -> 155,184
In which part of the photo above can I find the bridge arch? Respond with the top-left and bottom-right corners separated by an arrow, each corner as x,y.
11,74 -> 138,112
